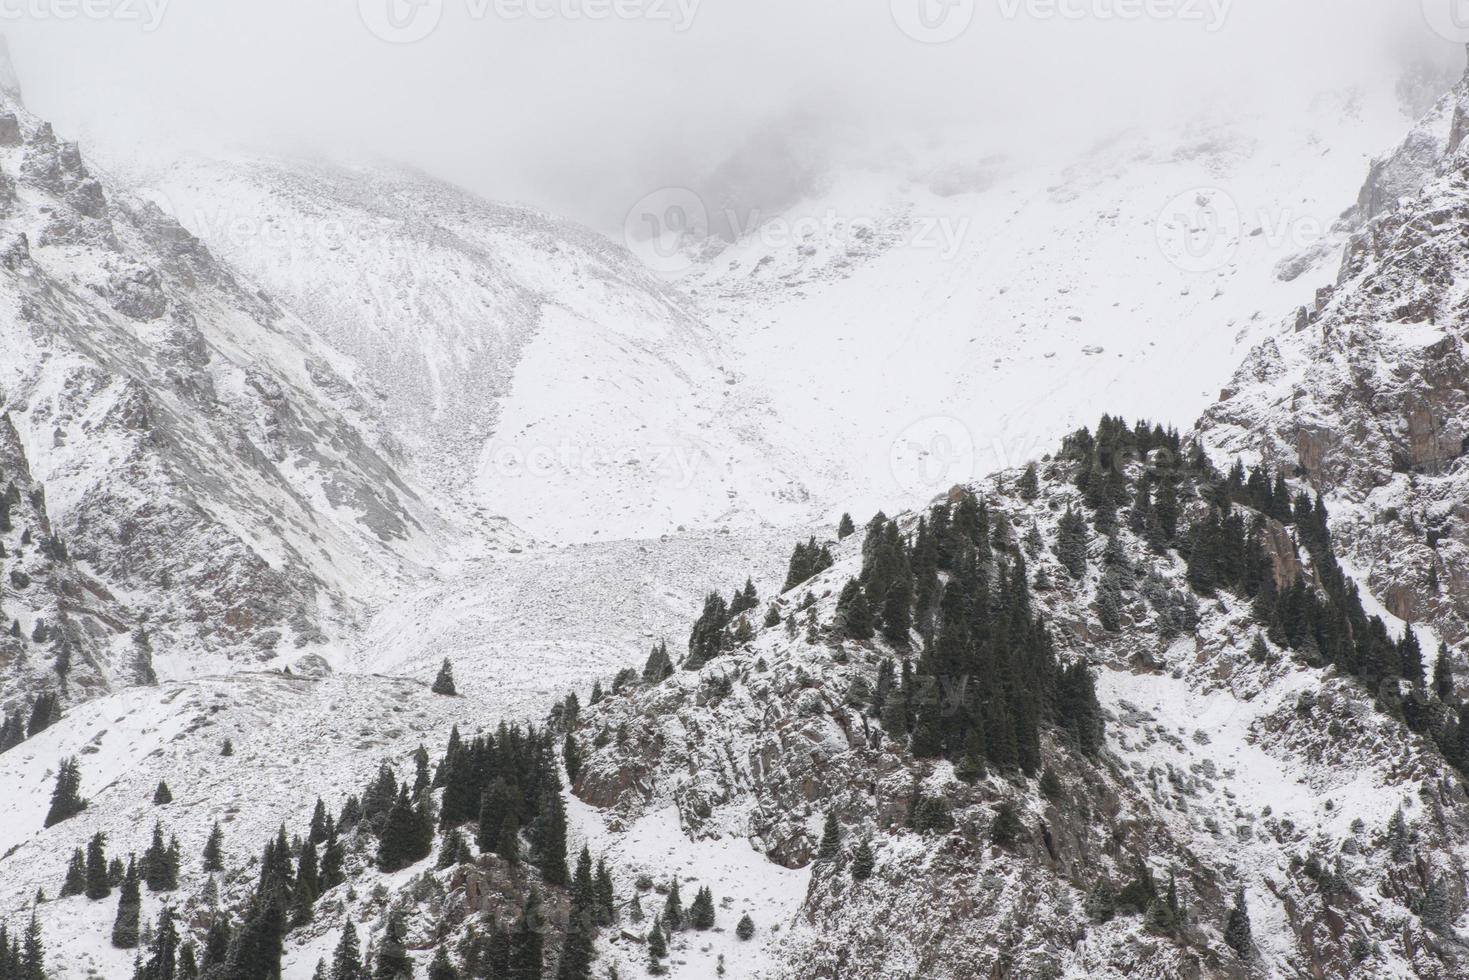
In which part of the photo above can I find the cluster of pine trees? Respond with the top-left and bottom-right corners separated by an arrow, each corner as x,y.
841,492 -> 1104,778
0,915 -> 51,980
0,691 -> 61,754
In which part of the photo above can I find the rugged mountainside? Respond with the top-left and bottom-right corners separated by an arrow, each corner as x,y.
139,157 -> 817,543
567,433 -> 1466,980
1201,61 -> 1469,651
0,77 -> 468,706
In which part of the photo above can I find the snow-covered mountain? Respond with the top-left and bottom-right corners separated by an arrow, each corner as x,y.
138,157 -> 818,543
2,31 -> 1469,980
0,77 -> 481,697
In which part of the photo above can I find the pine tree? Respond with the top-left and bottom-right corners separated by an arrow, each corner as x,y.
374,911 -> 413,979
837,513 -> 856,539
427,946 -> 458,980
533,785 -> 569,887
508,892 -> 545,980
202,822 -> 225,873
1224,887 -> 1252,959
662,879 -> 683,932
850,839 -> 874,881
735,914 -> 754,941
990,801 -> 1022,847
563,734 -> 582,786
139,905 -> 181,980
43,756 -> 85,827
498,815 -> 520,866
431,658 -> 457,696
19,912 -> 46,980
152,780 -> 172,805
1388,806 -> 1411,863
645,921 -> 667,972
817,811 -> 841,860
688,886 -> 715,930
331,922 -> 365,980
1055,508 -> 1088,579
85,833 -> 111,900
220,738 -> 233,757
1434,643 -> 1454,701
111,859 -> 142,949
60,847 -> 86,897
1017,462 -> 1040,500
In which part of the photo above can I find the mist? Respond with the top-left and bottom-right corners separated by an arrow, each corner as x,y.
2,0 -> 1460,232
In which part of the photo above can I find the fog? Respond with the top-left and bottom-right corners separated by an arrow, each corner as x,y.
2,0 -> 1460,231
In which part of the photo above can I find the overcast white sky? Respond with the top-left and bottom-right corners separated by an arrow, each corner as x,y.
1,0 -> 1460,230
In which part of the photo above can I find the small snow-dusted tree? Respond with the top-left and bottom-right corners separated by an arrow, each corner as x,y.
851,839 -> 875,882
1388,806 -> 1412,863
111,859 -> 141,949
202,821 -> 225,872
43,756 -> 85,827
85,832 -> 110,900
1017,462 -> 1040,500
1224,887 -> 1252,959
331,921 -> 364,980
735,913 -> 755,940
431,658 -> 457,696
152,780 -> 172,805
837,513 -> 856,539
817,811 -> 841,861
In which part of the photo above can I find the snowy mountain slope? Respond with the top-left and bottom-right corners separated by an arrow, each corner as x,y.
567,445 -> 1467,979
1200,62 -> 1469,651
678,89 -> 1417,523
139,157 -> 819,543
0,81 -> 474,699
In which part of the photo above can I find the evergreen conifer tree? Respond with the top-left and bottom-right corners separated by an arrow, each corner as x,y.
152,780 -> 172,805
43,756 -> 85,827
851,839 -> 875,882
202,822 -> 225,873
431,659 -> 457,696
85,833 -> 111,900
111,859 -> 141,949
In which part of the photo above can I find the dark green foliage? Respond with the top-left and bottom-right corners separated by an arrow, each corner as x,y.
377,786 -> 434,872
1017,462 -> 1039,500
152,780 -> 172,805
643,640 -> 674,682
562,734 -> 582,786
783,537 -> 834,592
202,822 -> 225,873
374,911 -> 413,979
1434,643 -> 1454,701
688,886 -> 715,930
837,513 -> 856,538
817,811 -> 841,860
736,914 -> 755,941
141,822 -> 179,891
111,859 -> 141,949
850,839 -> 874,881
662,879 -> 683,932
427,946 -> 458,980
834,579 -> 873,640
508,891 -> 545,980
686,593 -> 730,668
431,658 -> 457,696
531,782 -> 569,887
135,906 -> 180,980
85,833 -> 110,900
990,801 -> 1022,847
60,847 -> 86,897
1224,887 -> 1252,959
331,922 -> 365,980
43,756 -> 85,827
1055,507 -> 1088,579
220,738 -> 233,757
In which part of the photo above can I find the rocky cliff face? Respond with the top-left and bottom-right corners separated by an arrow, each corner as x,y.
568,454 -> 1469,979
0,80 -> 458,703
0,412 -> 122,709
1201,61 -> 1469,650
